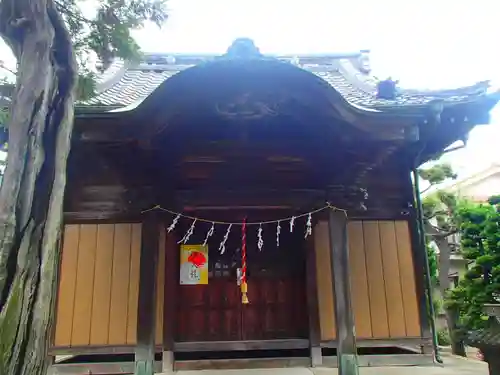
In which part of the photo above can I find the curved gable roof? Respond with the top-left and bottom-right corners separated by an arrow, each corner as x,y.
81,41 -> 495,112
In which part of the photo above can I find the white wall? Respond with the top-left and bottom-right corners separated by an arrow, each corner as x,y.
457,172 -> 500,199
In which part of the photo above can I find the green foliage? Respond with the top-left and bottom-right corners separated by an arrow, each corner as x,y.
420,163 -> 461,232
2,0 -> 168,100
437,328 -> 451,346
427,242 -> 439,286
419,163 -> 457,185
447,199 -> 500,332
0,108 -> 7,127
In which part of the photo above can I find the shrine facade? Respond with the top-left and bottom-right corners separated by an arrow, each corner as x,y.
49,39 -> 500,374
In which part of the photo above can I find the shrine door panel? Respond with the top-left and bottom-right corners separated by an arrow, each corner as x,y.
175,219 -> 307,342
176,221 -> 242,342
241,226 -> 308,340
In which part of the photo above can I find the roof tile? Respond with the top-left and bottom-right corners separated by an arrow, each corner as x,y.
81,54 -> 491,110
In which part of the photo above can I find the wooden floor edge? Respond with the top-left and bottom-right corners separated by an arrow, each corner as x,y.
323,354 -> 435,367
49,354 -> 435,374
49,361 -> 163,375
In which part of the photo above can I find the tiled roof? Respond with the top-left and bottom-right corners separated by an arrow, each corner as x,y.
82,49 -> 493,111
468,324 -> 500,347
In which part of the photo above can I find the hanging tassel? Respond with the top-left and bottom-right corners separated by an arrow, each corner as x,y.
241,218 -> 249,304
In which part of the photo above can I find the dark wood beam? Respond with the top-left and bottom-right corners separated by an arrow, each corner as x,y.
162,230 -> 178,372
328,209 -> 359,375
135,214 -> 160,375
306,233 -> 322,367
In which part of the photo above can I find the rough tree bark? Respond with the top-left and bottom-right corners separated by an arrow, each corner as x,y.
433,233 -> 467,357
0,0 -> 76,374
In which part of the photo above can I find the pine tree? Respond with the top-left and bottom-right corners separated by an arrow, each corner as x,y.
419,162 -> 467,355
447,196 -> 500,332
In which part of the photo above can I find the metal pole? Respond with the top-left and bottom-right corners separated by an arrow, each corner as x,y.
412,168 -> 443,364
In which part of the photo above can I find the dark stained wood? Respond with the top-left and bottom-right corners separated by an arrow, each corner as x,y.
135,215 -> 160,375
242,276 -> 308,340
177,279 -> 241,342
306,233 -> 323,367
163,229 -> 178,351
175,218 -> 308,343
328,209 -> 359,375
173,339 -> 309,352
321,337 -> 431,349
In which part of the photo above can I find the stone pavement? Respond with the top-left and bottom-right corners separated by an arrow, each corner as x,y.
173,354 -> 489,375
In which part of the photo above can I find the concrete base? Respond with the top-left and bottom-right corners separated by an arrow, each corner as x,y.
156,355 -> 488,375
163,351 -> 174,374
310,347 -> 323,367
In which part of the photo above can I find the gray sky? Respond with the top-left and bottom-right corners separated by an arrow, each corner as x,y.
1,0 -> 499,176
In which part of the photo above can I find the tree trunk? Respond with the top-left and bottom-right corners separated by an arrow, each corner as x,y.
434,236 -> 466,357
483,349 -> 500,375
0,1 -> 76,374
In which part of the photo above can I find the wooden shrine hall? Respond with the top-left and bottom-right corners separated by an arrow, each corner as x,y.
49,39 -> 500,374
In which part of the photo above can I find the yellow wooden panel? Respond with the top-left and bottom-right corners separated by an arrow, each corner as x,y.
363,221 -> 389,338
379,221 -> 406,337
90,224 -> 115,345
71,225 -> 98,346
54,225 -> 80,347
155,226 -> 166,344
108,224 -> 132,345
347,221 -> 372,338
395,221 -> 421,337
126,224 -> 141,344
314,221 -> 336,340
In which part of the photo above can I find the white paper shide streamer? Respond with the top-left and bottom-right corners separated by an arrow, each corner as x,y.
167,214 -> 181,233
178,219 -> 197,244
276,220 -> 281,247
289,216 -> 296,232
219,224 -> 232,254
140,203 -> 345,255
304,213 -> 312,238
257,224 -> 264,251
203,223 -> 215,246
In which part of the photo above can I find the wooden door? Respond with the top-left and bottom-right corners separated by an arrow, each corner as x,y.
177,245 -> 242,342
175,220 -> 308,343
241,226 -> 308,340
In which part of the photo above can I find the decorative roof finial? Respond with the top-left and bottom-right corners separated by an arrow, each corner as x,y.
376,77 -> 399,100
225,38 -> 262,59
358,51 -> 371,74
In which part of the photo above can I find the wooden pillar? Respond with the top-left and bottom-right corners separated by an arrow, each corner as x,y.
328,209 -> 358,375
163,232 -> 178,373
405,171 -> 433,345
135,215 -> 160,375
306,233 -> 323,367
